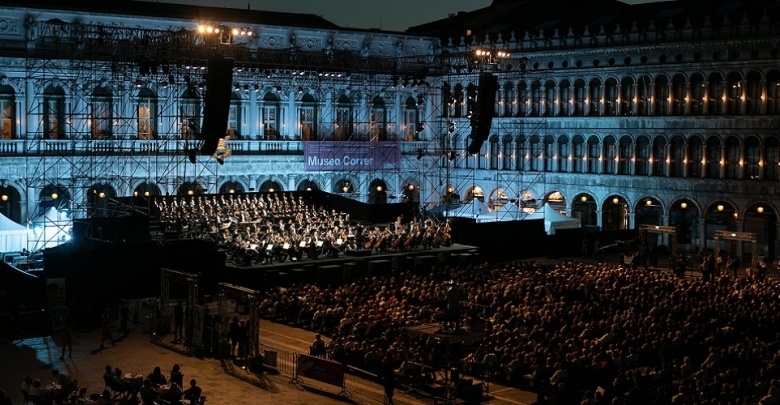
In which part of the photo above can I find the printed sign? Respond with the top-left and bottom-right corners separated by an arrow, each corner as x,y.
304,141 -> 401,171
297,354 -> 345,388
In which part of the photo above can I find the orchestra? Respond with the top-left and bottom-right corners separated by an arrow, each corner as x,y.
154,192 -> 452,266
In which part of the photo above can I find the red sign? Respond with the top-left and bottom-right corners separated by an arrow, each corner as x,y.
297,354 -> 345,388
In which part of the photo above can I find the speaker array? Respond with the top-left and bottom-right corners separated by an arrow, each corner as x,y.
466,73 -> 498,155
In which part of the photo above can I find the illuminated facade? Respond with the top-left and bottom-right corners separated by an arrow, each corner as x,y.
0,0 -> 778,257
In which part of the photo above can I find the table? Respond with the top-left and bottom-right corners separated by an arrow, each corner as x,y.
124,373 -> 144,389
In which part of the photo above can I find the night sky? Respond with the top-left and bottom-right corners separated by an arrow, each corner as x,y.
155,0 -> 665,32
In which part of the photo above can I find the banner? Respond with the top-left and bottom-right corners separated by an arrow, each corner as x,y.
304,141 -> 401,171
297,354 -> 345,388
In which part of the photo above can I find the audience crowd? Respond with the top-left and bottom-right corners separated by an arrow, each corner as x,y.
254,258 -> 780,404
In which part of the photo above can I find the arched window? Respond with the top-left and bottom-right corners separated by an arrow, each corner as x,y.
604,78 -> 618,116
180,87 -> 200,140
489,135 -> 500,170
227,92 -> 242,138
765,136 -> 780,180
453,84 -> 464,118
690,73 -> 706,116
529,135 -> 541,171
671,74 -> 686,115
652,137 -> 667,175
635,135 -> 650,176
441,83 -> 452,117
620,77 -> 635,116
745,71 -> 762,115
724,136 -> 741,179
517,81 -> 528,117
637,75 -> 652,116
574,79 -> 586,116
370,95 -> 386,141
0,83 -> 15,139
137,87 -> 157,140
43,84 -> 65,139
587,136 -> 600,173
618,135 -> 632,175
299,93 -> 317,141
558,135 -> 570,172
502,135 -> 513,170
503,81 -> 514,117
708,72 -> 724,115
530,80 -> 542,116
92,84 -> 113,139
654,75 -> 669,116
573,135 -> 585,172
403,96 -> 418,141
687,136 -> 703,178
767,70 -> 780,115
603,135 -> 616,173
669,135 -> 685,177
515,135 -> 526,171
544,80 -> 556,117
544,135 -> 555,171
589,78 -> 602,116
705,137 -> 721,178
335,93 -> 352,140
745,136 -> 760,179
726,72 -> 743,115
558,80 -> 571,116
261,91 -> 281,139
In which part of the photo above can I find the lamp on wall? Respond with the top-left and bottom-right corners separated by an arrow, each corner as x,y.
680,202 -> 687,209
717,204 -> 724,211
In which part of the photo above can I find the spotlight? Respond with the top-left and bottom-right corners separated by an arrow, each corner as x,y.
449,151 -> 456,161
188,150 -> 197,164
416,149 -> 425,160
216,156 -> 224,165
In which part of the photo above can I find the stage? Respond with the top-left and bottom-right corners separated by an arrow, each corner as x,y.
220,243 -> 479,290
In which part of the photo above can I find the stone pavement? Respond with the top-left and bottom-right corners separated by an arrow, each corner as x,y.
1,325 -> 360,405
1,319 -> 535,405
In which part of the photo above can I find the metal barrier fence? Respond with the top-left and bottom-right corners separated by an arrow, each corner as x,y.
258,343 -> 297,377
255,342 -> 451,404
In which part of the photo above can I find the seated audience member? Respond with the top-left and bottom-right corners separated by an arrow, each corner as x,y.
112,368 -> 135,398
138,379 -> 159,405
52,369 -> 77,403
28,380 -> 46,405
160,382 -> 182,404
147,366 -> 167,386
169,364 -> 184,387
183,379 -> 202,404
94,389 -> 115,405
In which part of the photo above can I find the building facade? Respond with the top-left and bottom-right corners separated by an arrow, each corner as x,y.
0,0 -> 778,258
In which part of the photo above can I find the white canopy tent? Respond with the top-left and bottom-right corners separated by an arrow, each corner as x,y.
0,212 -> 30,253
444,198 -> 492,220
473,202 -> 581,235
29,207 -> 72,251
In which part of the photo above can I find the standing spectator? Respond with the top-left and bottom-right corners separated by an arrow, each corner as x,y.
173,301 -> 184,341
379,352 -> 396,404
592,237 -> 600,259
20,376 -> 32,405
228,317 -> 240,358
119,301 -> 130,337
100,308 -> 114,349
59,316 -> 73,359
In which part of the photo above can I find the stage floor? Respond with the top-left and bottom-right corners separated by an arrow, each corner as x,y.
221,243 -> 479,289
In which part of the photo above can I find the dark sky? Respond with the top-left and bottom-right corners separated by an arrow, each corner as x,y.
158,0 -> 662,32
